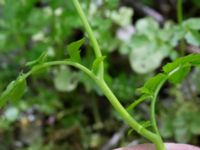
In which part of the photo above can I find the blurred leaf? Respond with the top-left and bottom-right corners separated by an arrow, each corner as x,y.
0,0 -> 5,5
106,0 -> 119,9
109,6 -> 133,27
173,116 -> 191,143
0,118 -> 10,130
0,33 -> 7,49
110,74 -> 136,101
135,17 -> 159,40
53,67 -> 79,92
192,0 -> 200,7
182,18 -> 200,30
4,107 -> 19,122
170,26 -> 186,46
129,27 -> 172,74
189,112 -> 200,135
129,36 -> 162,74
160,113 -> 173,138
185,30 -> 200,47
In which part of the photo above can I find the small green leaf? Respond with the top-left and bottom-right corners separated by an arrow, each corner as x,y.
10,75 -> 27,102
188,54 -> 200,66
26,50 -> 48,67
92,56 -> 106,75
0,75 -> 27,108
163,54 -> 200,74
168,64 -> 191,84
67,38 -> 85,62
163,60 -> 180,74
163,54 -> 200,84
138,73 -> 167,96
163,55 -> 188,74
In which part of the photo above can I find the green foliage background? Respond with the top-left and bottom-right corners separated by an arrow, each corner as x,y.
0,0 -> 200,149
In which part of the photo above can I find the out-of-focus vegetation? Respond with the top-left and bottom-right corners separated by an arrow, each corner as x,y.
0,0 -> 200,150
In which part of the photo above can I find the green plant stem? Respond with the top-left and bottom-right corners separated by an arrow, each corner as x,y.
72,0 -> 166,149
151,77 -> 167,135
150,66 -> 182,149
97,80 -> 164,149
177,0 -> 185,56
24,60 -> 165,150
72,0 -> 104,79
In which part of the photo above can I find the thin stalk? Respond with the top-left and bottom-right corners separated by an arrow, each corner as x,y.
177,0 -> 185,56
25,61 -> 97,82
151,77 -> 167,135
150,76 -> 168,150
150,67 -> 181,149
72,0 -> 104,79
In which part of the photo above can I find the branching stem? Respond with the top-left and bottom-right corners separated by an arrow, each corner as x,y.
72,0 -> 104,79
24,59 -> 165,150
71,0 -> 166,150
